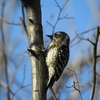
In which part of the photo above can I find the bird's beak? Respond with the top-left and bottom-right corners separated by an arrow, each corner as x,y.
46,35 -> 53,40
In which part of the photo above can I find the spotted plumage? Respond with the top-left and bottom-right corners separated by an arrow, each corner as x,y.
46,32 -> 70,90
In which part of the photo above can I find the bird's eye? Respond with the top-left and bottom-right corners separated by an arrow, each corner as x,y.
54,33 -> 57,37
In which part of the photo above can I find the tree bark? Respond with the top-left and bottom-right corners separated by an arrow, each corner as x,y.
21,0 -> 46,100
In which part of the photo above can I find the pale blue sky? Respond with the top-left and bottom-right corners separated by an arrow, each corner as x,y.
0,0 -> 100,100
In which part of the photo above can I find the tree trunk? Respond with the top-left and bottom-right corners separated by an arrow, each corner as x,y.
21,0 -> 46,100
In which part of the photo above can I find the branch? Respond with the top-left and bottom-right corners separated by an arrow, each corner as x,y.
21,4 -> 28,35
11,65 -> 30,99
46,0 -> 71,34
67,68 -> 83,100
0,16 -> 22,26
75,26 -> 100,100
70,27 -> 96,47
90,26 -> 100,100
75,32 -> 95,46
1,1 -> 11,99
0,80 -> 13,95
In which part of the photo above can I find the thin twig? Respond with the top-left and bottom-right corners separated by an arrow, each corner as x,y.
1,1 -> 11,99
0,80 -> 13,95
21,4 -> 28,35
59,16 -> 74,20
46,20 -> 54,28
46,0 -> 70,34
67,68 -> 83,100
11,65 -> 30,100
70,27 -> 96,47
55,0 -> 61,10
50,87 -> 58,100
0,16 -> 22,25
75,33 -> 95,46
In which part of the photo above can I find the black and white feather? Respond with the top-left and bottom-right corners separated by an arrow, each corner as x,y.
46,32 -> 70,90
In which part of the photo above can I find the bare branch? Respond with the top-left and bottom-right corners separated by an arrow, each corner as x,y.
50,87 -> 58,100
59,16 -> 74,20
20,4 -> 28,35
67,68 -> 83,100
61,0 -> 69,10
46,20 -> 54,28
75,32 -> 95,46
54,0 -> 61,10
0,80 -> 13,95
90,26 -> 100,100
70,27 -> 96,47
1,1 -> 11,99
0,16 -> 22,26
47,0 -> 71,34
11,65 -> 30,99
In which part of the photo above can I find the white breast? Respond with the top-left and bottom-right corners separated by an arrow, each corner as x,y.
46,47 -> 58,85
46,47 -> 58,67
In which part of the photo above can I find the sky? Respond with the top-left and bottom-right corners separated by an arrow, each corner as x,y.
0,0 -> 100,100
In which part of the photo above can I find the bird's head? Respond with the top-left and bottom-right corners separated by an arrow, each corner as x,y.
46,32 -> 70,47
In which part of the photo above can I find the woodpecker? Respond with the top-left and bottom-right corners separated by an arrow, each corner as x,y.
46,31 -> 70,91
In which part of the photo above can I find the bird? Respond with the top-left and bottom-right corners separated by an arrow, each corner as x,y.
45,31 -> 70,91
